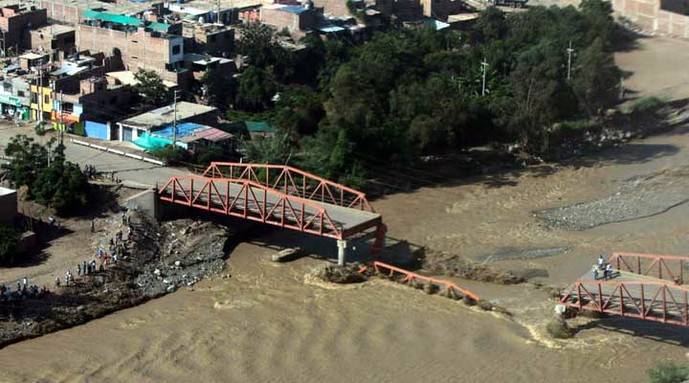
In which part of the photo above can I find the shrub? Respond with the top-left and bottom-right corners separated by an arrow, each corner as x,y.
0,224 -> 20,266
150,145 -> 191,166
648,362 -> 689,383
625,96 -> 666,114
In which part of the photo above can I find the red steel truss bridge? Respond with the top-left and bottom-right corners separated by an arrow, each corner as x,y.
560,252 -> 689,327
158,162 -> 386,261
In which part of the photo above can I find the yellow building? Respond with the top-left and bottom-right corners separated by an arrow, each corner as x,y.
29,84 -> 52,122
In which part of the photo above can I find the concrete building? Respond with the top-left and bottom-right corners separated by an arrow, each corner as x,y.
418,0 -> 466,21
18,51 -> 49,71
182,22 -> 235,57
183,53 -> 236,81
0,64 -> 31,120
166,2 -> 235,25
0,186 -> 17,226
39,0 -> 154,25
77,10 -> 188,86
313,0 -> 351,17
260,3 -> 322,38
116,101 -> 218,142
29,70 -> 53,122
53,76 -> 134,133
0,4 -> 48,55
30,24 -> 76,61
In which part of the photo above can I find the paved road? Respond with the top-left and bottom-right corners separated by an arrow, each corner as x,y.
0,124 -> 382,235
0,124 -> 188,187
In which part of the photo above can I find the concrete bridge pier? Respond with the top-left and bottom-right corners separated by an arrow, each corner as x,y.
337,239 -> 348,266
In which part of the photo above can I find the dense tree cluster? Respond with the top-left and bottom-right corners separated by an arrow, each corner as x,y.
2,136 -> 90,216
223,1 -> 623,184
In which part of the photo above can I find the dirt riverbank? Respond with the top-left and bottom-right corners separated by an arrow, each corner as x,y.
0,212 -> 232,349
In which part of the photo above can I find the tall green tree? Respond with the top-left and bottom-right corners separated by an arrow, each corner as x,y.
237,22 -> 280,68
272,85 -> 324,137
201,68 -> 235,109
243,133 -> 293,164
236,67 -> 277,112
0,224 -> 19,266
506,41 -> 577,151
31,144 -> 90,216
572,37 -> 621,116
2,135 -> 49,190
134,69 -> 170,107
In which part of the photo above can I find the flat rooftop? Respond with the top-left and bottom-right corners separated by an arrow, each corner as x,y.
118,101 -> 217,130
31,24 -> 75,35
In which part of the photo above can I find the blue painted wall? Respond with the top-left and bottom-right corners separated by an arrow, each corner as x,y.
84,120 -> 109,140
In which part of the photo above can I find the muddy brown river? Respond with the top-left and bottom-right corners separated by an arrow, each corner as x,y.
3,36 -> 689,382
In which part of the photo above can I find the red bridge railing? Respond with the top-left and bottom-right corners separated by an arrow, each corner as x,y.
609,252 -> 687,284
560,280 -> 689,327
203,162 -> 373,212
373,261 -> 480,302
159,175 -> 344,239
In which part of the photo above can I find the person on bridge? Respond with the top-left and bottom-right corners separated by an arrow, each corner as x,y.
598,255 -> 605,269
605,264 -> 614,280
592,265 -> 599,280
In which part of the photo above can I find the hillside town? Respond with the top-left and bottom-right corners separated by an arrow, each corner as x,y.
0,0 -> 484,153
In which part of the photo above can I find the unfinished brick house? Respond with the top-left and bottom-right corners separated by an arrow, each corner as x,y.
30,24 -> 76,61
260,3 -> 321,38
182,23 -> 235,57
0,5 -> 48,54
614,0 -> 689,37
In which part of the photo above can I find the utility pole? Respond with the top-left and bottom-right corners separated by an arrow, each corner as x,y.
37,67 -> 43,122
172,89 -> 179,147
480,58 -> 488,96
59,90 -> 64,144
566,40 -> 574,81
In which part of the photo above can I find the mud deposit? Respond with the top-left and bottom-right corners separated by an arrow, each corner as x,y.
535,167 -> 689,230
0,213 -> 230,349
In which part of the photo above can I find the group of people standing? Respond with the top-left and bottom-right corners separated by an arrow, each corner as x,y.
0,277 -> 47,301
54,213 -> 132,289
592,255 -> 616,280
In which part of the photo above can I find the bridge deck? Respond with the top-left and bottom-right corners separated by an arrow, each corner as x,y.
160,177 -> 381,238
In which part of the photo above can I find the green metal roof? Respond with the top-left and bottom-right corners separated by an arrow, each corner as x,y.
82,10 -> 141,26
82,10 -> 171,32
245,121 -> 277,133
148,22 -> 170,33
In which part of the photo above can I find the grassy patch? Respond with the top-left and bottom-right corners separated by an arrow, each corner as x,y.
624,96 -> 667,114
648,362 -> 689,383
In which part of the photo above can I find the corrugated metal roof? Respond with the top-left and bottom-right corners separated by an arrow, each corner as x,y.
82,10 -> 171,32
192,126 -> 233,142
245,121 -> 276,133
82,10 -> 142,26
